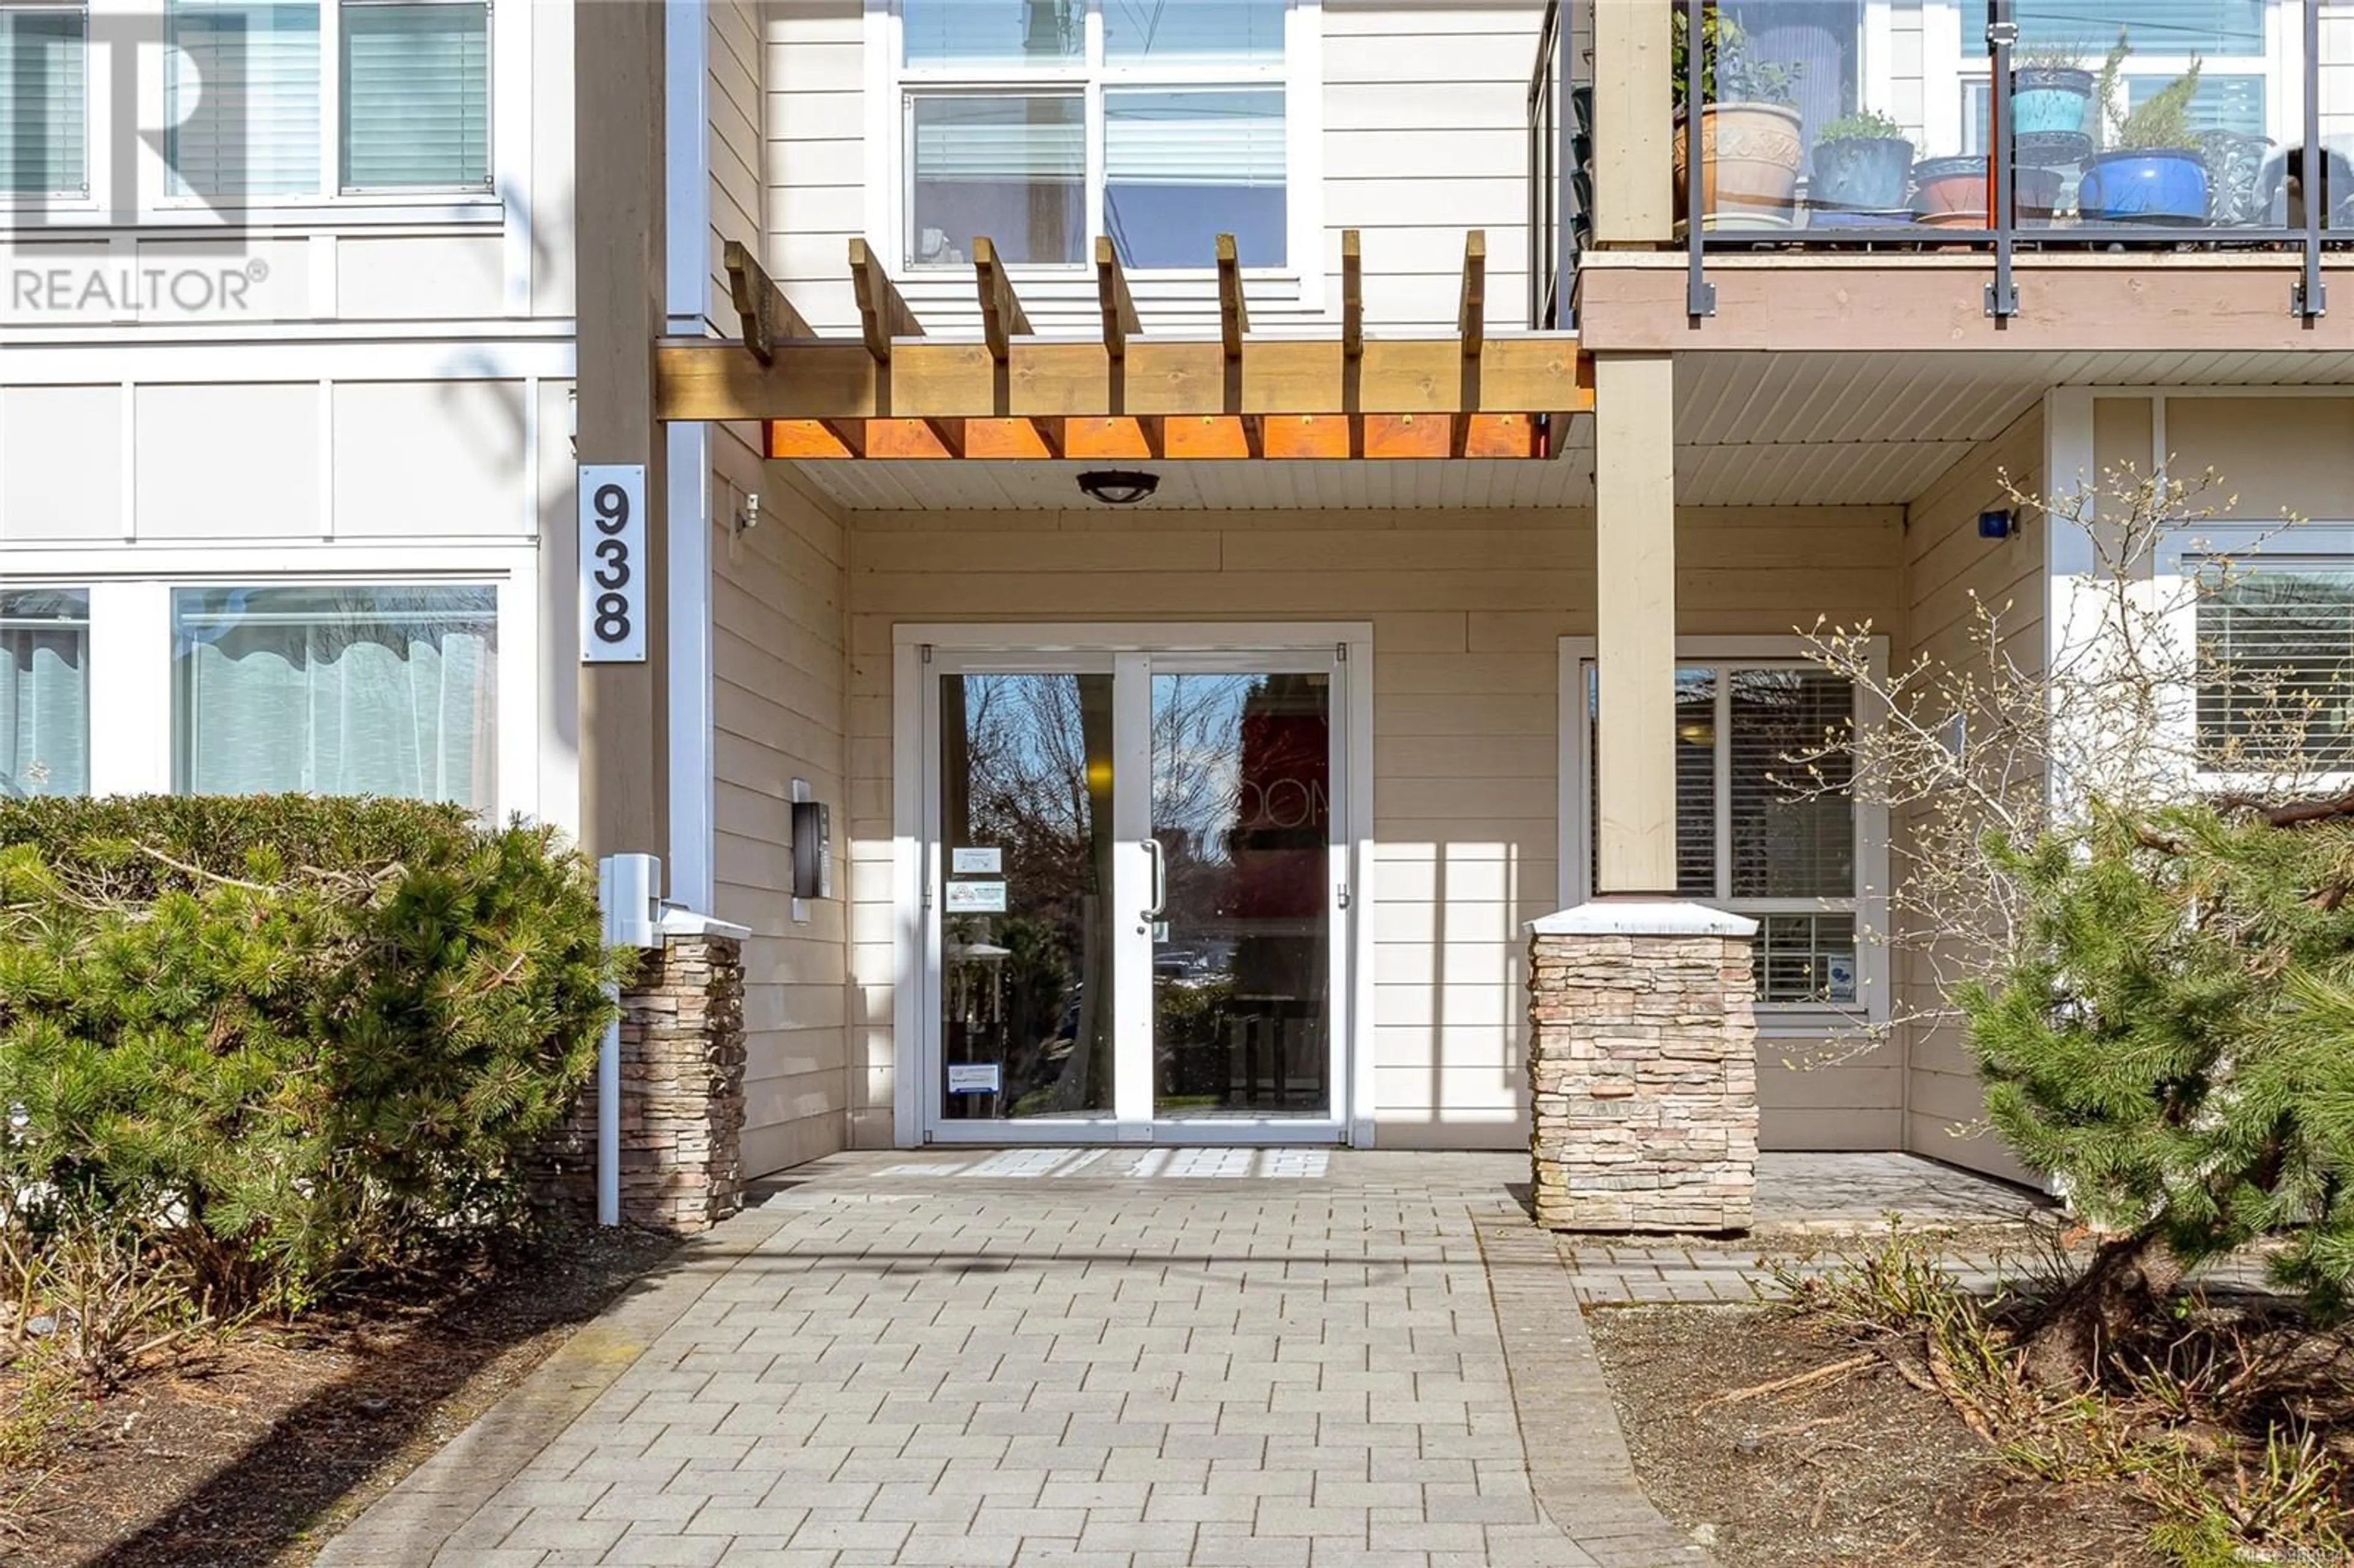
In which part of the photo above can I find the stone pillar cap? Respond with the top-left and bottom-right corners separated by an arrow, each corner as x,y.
1528,900 -> 1758,938
658,906 -> 753,942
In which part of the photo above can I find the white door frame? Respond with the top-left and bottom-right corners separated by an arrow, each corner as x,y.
891,622 -> 1376,1148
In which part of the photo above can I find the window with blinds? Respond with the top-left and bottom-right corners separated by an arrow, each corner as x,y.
2195,565 -> 2354,767
899,0 -> 1291,270
342,1 -> 490,190
166,0 -> 491,200
1584,659 -> 1862,1008
2004,0 -> 2264,56
0,4 -> 85,196
172,585 -> 497,809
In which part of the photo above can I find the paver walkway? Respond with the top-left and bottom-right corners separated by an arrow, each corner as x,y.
319,1151 -> 2049,1568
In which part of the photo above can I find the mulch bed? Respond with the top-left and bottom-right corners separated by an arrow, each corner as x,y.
0,1224 -> 678,1568
1588,1304 -> 2166,1567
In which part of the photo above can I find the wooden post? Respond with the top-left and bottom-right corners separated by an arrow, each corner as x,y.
1592,352 -> 1678,896
574,0 -> 667,865
1592,0 -> 1674,245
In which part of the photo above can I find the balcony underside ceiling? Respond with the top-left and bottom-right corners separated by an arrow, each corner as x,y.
790,348 -> 2354,512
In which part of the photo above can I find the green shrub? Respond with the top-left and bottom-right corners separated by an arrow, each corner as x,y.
0,796 -> 617,1313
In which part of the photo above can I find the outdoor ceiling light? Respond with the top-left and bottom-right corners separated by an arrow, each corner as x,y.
1076,470 -> 1159,506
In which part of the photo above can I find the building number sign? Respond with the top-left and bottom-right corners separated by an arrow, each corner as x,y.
578,463 -> 647,663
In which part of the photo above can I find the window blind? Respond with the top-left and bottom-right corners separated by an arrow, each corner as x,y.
172,585 -> 497,808
0,6 -> 85,195
2002,0 -> 2264,55
1105,90 -> 1286,188
910,94 -> 1083,181
1103,0 -> 1284,65
1674,671 -> 1717,898
167,0 -> 321,197
1727,669 -> 1854,899
0,589 -> 89,799
2195,567 -> 2354,765
903,0 -> 1080,67
342,1 -> 490,189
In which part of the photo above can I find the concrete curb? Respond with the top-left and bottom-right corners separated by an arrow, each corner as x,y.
1477,1211 -> 1716,1568
314,1196 -> 800,1568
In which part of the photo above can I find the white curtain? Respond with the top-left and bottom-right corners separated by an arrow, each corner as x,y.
174,587 -> 495,807
0,595 -> 90,798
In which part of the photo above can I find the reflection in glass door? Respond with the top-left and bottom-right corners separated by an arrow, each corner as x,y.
936,669 -> 1119,1123
1149,670 -> 1331,1119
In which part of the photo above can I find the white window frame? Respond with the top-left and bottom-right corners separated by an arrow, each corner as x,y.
864,0 -> 1324,302
2155,523 -> 2354,798
6,0 -> 524,227
1558,635 -> 1892,1034
0,543 -> 538,824
1930,0 -> 2293,157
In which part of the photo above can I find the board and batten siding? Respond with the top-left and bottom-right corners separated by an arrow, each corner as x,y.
1895,403 -> 2044,1185
837,503 -> 1905,1149
711,466 -> 854,1176
760,0 -> 1547,340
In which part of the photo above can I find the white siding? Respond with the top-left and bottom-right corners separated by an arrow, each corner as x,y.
0,386 -> 123,541
759,1 -> 1547,338
839,502 -> 1906,1150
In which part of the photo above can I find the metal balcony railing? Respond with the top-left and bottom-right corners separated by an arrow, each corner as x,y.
1678,0 -> 2333,319
1528,0 -> 2337,324
1528,0 -> 1581,330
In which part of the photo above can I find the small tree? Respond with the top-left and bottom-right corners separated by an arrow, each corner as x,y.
1794,468 -> 2354,1381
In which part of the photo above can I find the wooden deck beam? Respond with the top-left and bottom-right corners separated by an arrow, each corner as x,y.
661,336 -> 1586,422
723,240 -> 810,367
1341,229 -> 1363,362
1095,238 -> 1138,360
972,237 -> 1029,363
765,413 -> 1538,460
848,237 -> 920,362
1216,233 -> 1247,362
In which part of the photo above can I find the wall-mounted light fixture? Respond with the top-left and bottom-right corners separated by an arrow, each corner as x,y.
1978,509 -> 2015,540
734,492 -> 761,535
1077,470 -> 1160,506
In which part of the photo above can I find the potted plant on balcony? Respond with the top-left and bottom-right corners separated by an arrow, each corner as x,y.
1672,7 -> 1805,230
2012,42 -> 2097,140
1810,108 -> 1914,221
2079,31 -> 2209,224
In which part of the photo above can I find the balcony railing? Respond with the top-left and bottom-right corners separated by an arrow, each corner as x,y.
1530,0 -> 2342,324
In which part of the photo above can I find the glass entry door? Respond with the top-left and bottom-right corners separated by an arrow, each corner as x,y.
925,648 -> 1345,1142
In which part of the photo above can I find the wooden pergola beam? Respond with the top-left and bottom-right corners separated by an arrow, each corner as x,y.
1216,233 -> 1247,361
657,336 -> 1588,422
1341,229 -> 1363,362
972,237 -> 1029,363
1095,237 -> 1138,360
723,240 -> 810,367
848,237 -> 920,362
1459,230 -> 1487,360
766,413 -> 1540,462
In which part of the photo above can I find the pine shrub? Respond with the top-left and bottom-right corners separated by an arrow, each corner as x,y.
0,796 -> 617,1312
1963,804 -> 2354,1322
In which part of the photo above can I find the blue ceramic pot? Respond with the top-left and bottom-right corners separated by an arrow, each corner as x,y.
2078,149 -> 2209,224
1811,136 -> 1915,213
2011,68 -> 2094,138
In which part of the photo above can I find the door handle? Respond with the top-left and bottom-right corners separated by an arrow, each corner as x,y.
1141,837 -> 1167,922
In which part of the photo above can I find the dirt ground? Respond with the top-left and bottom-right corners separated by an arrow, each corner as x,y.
0,1225 -> 677,1568
1588,1304 -> 2166,1568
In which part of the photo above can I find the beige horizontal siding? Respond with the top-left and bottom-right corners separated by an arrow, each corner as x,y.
714,460 -> 851,1176
842,503 -> 1906,1151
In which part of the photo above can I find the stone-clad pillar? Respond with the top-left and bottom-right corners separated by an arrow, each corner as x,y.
1527,903 -> 1759,1232
539,919 -> 748,1233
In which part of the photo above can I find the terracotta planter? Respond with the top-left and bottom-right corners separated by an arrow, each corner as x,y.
1910,157 -> 2065,225
1674,102 -> 1805,229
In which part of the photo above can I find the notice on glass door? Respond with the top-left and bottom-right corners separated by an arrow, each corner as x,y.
952,847 -> 1002,874
945,880 -> 1008,913
947,1063 -> 1002,1095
